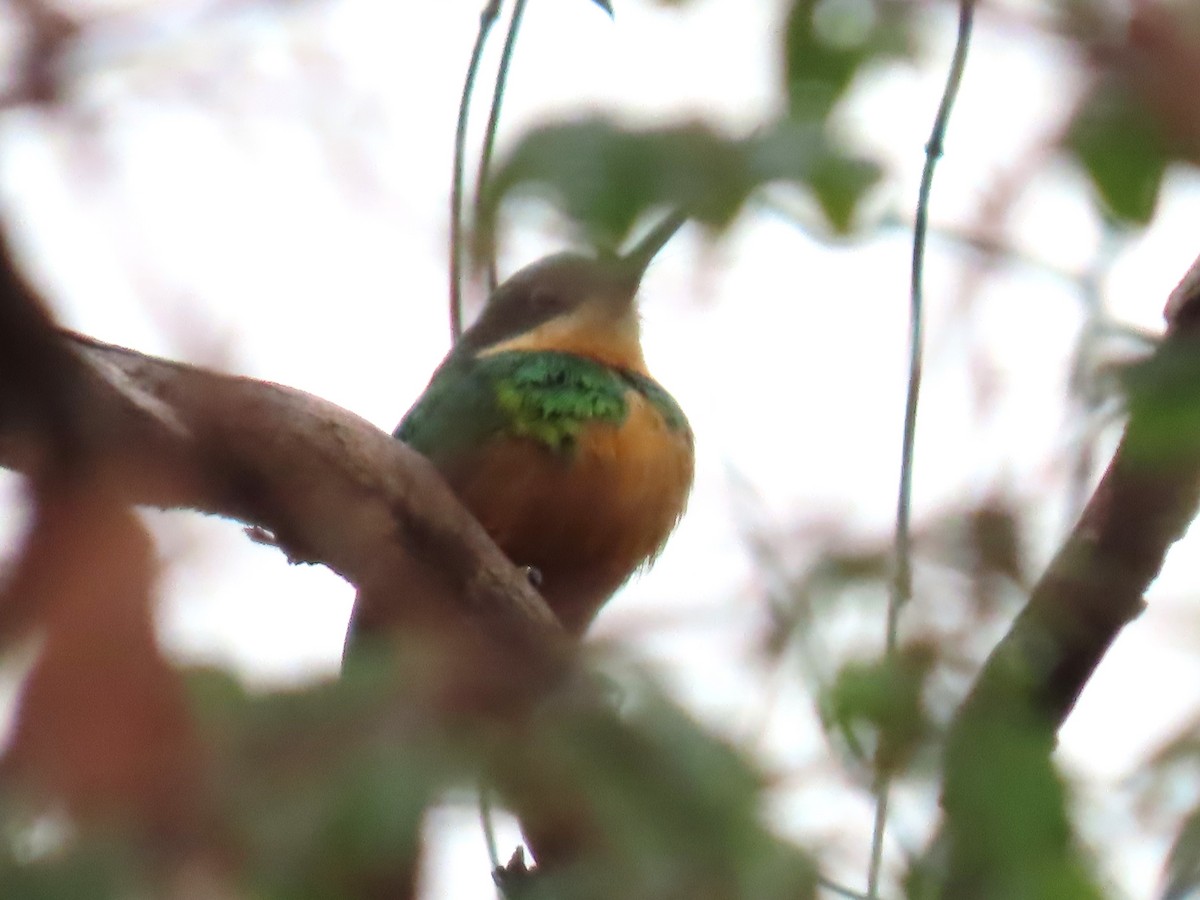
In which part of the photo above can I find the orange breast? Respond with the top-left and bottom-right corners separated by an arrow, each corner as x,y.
446,390 -> 694,635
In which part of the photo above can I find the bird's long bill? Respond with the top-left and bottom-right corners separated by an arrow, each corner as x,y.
620,209 -> 689,286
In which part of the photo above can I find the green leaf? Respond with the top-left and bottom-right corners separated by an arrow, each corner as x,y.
0,836 -> 147,900
784,0 -> 915,120
1162,804 -> 1200,900
489,679 -> 819,899
1066,80 -> 1170,225
940,713 -> 1104,900
1121,341 -> 1200,464
805,148 -> 881,233
480,119 -> 750,249
589,0 -> 614,16
480,116 -> 881,251
821,647 -> 932,776
750,122 -> 881,233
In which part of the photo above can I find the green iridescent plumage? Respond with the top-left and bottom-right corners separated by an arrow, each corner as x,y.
491,351 -> 627,452
397,349 -> 688,464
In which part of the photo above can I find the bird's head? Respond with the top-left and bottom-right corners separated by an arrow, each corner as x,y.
458,212 -> 686,372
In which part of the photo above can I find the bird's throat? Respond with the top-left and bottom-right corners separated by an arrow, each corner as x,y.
476,302 -> 647,374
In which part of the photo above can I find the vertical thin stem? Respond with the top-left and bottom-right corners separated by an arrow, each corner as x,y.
819,874 -> 874,900
450,0 -> 503,342
867,1 -> 977,896
459,6 -> 527,887
474,0 -> 531,293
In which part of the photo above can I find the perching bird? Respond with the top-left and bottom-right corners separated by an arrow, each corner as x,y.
395,215 -> 694,636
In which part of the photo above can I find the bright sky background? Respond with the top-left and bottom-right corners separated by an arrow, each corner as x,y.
3,0 -> 1200,896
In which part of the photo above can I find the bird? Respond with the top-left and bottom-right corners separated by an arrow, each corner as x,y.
394,214 -> 694,636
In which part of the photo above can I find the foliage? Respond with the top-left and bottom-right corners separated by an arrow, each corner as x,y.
1066,79 -> 1171,226
3,1 -> 1200,899
0,642 -> 819,899
477,0 -> 909,252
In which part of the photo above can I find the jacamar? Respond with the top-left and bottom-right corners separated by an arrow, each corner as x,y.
397,216 -> 694,635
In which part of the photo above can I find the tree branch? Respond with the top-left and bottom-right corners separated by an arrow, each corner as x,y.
954,251 -> 1200,735
932,251 -> 1200,897
0,258 -> 571,711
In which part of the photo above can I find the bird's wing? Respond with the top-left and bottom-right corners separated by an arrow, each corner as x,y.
618,369 -> 691,436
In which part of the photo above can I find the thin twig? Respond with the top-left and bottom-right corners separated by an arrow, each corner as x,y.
474,0 -> 530,292
819,873 -> 876,900
450,0 -> 503,341
867,1 -> 977,896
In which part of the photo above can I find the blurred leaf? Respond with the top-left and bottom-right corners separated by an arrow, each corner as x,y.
493,681 -> 818,899
805,149 -> 881,232
0,834 -> 147,900
1163,804 -> 1200,900
184,650 -> 473,899
1066,80 -> 1170,225
916,501 -> 1027,614
939,712 -> 1104,900
481,116 -> 881,251
967,503 -> 1024,585
816,548 -> 890,584
750,121 -> 882,235
481,119 -> 748,248
1121,339 -> 1200,464
589,0 -> 614,16
784,0 -> 916,119
0,486 -> 203,846
822,645 -> 933,776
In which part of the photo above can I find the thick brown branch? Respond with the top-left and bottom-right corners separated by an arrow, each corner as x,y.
0,209 -> 570,690
0,326 -> 571,698
0,223 -> 588,884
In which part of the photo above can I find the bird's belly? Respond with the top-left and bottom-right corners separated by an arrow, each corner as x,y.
449,393 -> 694,634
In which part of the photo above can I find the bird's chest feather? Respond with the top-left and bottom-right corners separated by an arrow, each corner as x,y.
403,350 -> 693,632
459,388 -> 693,561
